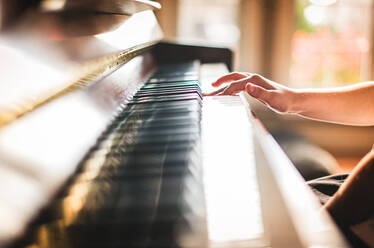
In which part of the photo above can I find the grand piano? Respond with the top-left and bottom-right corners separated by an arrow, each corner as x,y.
0,1 -> 350,247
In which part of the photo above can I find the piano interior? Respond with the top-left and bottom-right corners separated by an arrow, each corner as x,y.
0,1 -> 351,248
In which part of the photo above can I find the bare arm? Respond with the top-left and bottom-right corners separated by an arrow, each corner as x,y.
204,72 -> 374,126
294,82 -> 374,126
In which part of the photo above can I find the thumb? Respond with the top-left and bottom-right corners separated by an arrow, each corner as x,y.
246,83 -> 271,103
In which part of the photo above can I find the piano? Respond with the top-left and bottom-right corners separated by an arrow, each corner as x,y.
0,1 -> 350,247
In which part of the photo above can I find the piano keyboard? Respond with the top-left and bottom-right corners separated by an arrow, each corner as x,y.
17,61 -> 208,248
4,59 -> 348,248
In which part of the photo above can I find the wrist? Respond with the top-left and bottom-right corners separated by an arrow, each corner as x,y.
286,89 -> 306,115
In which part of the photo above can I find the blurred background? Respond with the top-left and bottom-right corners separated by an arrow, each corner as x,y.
155,0 -> 374,174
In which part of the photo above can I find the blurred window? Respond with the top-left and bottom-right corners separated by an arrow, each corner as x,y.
290,0 -> 373,87
177,0 -> 240,47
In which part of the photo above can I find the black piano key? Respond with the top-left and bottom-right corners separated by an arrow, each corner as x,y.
111,141 -> 198,155
117,119 -> 199,131
125,98 -> 202,109
113,119 -> 200,137
40,169 -> 204,227
132,136 -> 199,148
122,112 -> 200,122
134,88 -> 202,98
137,85 -> 200,93
141,120 -> 199,130
120,133 -> 199,146
52,173 -> 203,222
119,115 -> 201,127
119,103 -> 201,116
128,95 -> 202,105
130,93 -> 200,102
66,214 -> 205,248
121,150 -> 199,169
115,104 -> 202,122
21,61 -> 208,248
135,88 -> 200,97
141,82 -> 201,90
75,174 -> 203,212
110,163 -> 199,182
95,140 -> 199,158
121,105 -> 201,117
127,98 -> 201,107
119,113 -> 201,124
136,127 -> 200,138
78,149 -> 200,181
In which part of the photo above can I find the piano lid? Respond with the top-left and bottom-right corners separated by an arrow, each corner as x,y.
0,1 -> 161,31
0,9 -> 163,126
40,0 -> 161,15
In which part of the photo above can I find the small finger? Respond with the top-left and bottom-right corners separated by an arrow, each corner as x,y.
246,74 -> 276,90
203,86 -> 228,96
246,83 -> 271,103
220,81 -> 247,95
212,72 -> 248,87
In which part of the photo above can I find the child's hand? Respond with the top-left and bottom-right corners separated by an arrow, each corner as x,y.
204,72 -> 298,114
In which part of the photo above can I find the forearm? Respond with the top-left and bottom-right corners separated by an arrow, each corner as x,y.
207,73 -> 374,126
291,81 -> 374,126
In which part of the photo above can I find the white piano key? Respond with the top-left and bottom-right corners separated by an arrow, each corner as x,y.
202,96 -> 267,247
